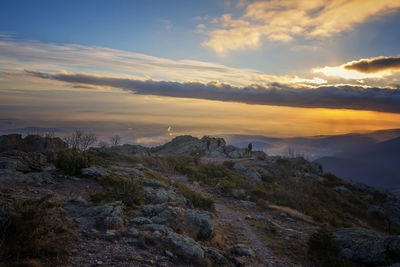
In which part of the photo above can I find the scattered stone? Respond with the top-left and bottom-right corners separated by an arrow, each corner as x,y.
127,228 -> 140,237
231,189 -> 246,198
333,185 -> 351,193
231,244 -> 254,257
165,250 -> 174,258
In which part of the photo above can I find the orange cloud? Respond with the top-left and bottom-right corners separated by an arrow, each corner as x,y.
201,0 -> 400,55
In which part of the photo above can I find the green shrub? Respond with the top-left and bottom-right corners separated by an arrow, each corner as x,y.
174,182 -> 215,211
307,228 -> 353,267
176,163 -> 244,193
0,195 -> 74,264
95,174 -> 143,207
55,149 -> 92,175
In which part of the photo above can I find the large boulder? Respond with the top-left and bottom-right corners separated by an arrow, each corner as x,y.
167,231 -> 204,259
81,165 -> 108,177
225,145 -> 247,159
185,210 -> 215,240
65,200 -> 124,230
154,135 -> 227,158
333,228 -> 400,265
138,203 -> 215,240
141,186 -> 187,205
0,134 -> 67,154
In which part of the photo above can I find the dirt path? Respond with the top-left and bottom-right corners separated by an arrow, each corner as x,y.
171,174 -> 287,266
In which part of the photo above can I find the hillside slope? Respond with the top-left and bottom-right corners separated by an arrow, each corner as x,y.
1,134 -> 400,266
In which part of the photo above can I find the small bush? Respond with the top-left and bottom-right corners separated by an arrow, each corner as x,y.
261,173 -> 274,183
308,228 -> 353,267
55,149 -> 92,175
174,182 -> 215,211
0,195 -> 74,265
95,174 -> 143,207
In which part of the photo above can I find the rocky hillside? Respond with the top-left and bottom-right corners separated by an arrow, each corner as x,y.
1,134 -> 400,266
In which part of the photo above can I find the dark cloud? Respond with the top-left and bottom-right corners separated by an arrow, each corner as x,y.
25,70 -> 400,113
344,56 -> 400,73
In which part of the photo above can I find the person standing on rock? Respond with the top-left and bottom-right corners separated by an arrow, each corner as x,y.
206,138 -> 211,150
248,143 -> 252,156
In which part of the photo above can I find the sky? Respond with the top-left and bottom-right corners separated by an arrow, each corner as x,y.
1,0 -> 400,144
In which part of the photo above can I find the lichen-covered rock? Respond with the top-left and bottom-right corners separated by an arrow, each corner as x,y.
138,203 -> 215,240
0,151 -> 47,172
141,186 -> 187,205
203,246 -> 228,264
186,210 -> 215,240
225,145 -> 247,159
66,200 -> 124,230
167,231 -> 204,259
81,166 -> 108,177
333,228 -> 389,265
127,217 -> 153,226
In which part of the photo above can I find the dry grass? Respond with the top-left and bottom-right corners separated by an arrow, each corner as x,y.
268,204 -> 314,224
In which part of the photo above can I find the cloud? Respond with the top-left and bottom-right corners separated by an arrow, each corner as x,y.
344,56 -> 400,74
0,36 -> 324,87
26,70 -> 400,113
200,0 -> 400,55
314,56 -> 400,79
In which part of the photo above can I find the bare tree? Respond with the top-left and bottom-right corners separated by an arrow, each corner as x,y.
98,141 -> 109,148
109,135 -> 121,146
64,130 -> 97,152
81,132 -> 98,151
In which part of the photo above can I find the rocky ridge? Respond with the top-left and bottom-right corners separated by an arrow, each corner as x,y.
0,134 -> 400,266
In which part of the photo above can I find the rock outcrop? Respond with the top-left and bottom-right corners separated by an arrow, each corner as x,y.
154,135 -> 249,158
0,134 -> 67,155
333,228 -> 400,265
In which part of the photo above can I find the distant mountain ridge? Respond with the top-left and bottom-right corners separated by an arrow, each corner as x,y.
224,129 -> 400,194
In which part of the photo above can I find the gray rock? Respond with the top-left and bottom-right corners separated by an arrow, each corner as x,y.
67,201 -> 124,230
231,189 -> 246,198
186,210 -> 215,240
244,169 -> 261,181
165,250 -> 174,258
127,216 -> 153,226
204,246 -> 228,264
167,231 -> 204,259
81,166 -> 108,177
225,145 -> 247,159
231,244 -> 254,257
361,194 -> 374,201
105,229 -> 117,238
232,163 -> 246,172
0,151 -> 47,173
333,185 -> 351,193
127,228 -> 140,237
139,223 -> 173,234
333,228 -> 388,265
139,203 -> 215,240
141,186 -> 187,205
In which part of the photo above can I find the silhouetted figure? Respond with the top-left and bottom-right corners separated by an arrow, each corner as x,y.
206,139 -> 211,150
217,139 -> 221,147
248,143 -> 252,156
